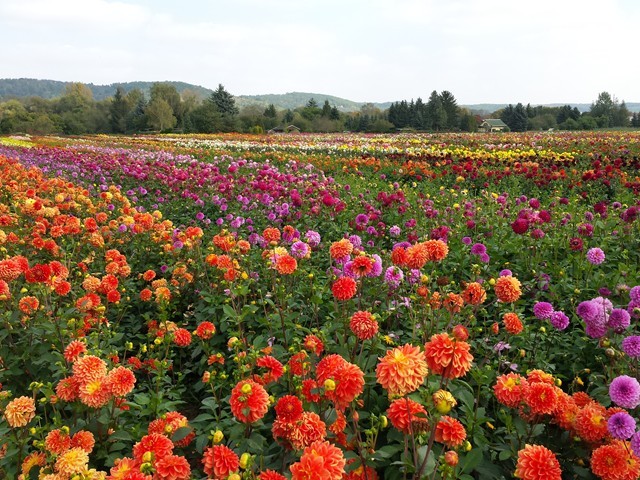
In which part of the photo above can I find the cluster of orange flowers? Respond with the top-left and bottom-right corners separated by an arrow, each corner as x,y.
495,369 -> 640,480
390,239 -> 449,269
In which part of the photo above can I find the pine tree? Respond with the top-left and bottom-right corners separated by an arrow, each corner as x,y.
109,86 -> 129,133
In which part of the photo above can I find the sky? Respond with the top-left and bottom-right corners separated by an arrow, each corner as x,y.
1,0 -> 639,105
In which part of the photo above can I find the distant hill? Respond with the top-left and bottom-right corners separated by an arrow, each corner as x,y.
1,78 -> 638,113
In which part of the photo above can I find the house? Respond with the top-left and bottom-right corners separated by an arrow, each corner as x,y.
267,125 -> 301,134
479,119 -> 509,132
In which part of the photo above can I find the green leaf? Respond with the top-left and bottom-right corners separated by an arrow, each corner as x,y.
171,426 -> 193,443
460,448 -> 483,474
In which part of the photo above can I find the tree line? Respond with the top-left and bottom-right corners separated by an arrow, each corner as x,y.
0,82 -> 637,135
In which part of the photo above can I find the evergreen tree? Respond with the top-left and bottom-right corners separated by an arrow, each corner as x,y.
329,106 -> 340,121
426,91 -> 447,131
109,86 -> 129,133
439,91 -> 459,130
263,104 -> 277,118
210,84 -> 239,117
321,100 -> 332,117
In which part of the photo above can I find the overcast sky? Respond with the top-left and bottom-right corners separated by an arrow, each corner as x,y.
1,0 -> 638,104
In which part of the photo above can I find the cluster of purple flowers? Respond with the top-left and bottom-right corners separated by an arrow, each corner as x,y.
532,301 -> 570,330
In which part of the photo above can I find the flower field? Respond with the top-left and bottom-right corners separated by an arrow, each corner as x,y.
1,131 -> 640,480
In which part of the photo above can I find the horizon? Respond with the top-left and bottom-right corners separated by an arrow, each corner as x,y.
1,0 -> 639,105
4,77 -> 637,108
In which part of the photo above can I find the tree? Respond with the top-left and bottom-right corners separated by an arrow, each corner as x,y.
150,83 -> 182,125
210,84 -> 239,117
321,100 -> 332,118
145,98 -> 177,131
613,101 -> 630,127
426,91 -> 447,131
501,103 -> 527,131
440,91 -> 459,130
264,104 -> 277,118
109,86 -> 129,133
189,100 -> 222,133
590,92 -> 616,127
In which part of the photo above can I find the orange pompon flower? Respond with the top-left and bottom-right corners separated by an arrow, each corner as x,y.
70,430 -> 95,453
173,328 -> 192,347
574,402 -> 609,443
552,392 -> 579,431
376,344 -> 428,397
259,470 -> 288,480
78,377 -> 111,408
515,444 -> 562,480
461,282 -> 486,305
443,293 -> 464,314
64,340 -> 87,363
132,433 -> 174,462
4,396 -> 36,428
155,454 -> 191,480
288,351 -> 310,376
302,379 -> 321,403
21,452 -> 46,477
45,428 -> 71,455
272,411 -> 327,450
149,412 -> 194,448
290,440 -> 345,480
424,239 -> 449,262
202,445 -> 239,479
494,373 -> 529,408
572,391 -> 594,408
329,238 -> 354,261
55,447 -> 89,477
72,355 -> 108,383
140,288 -> 153,301
303,334 -> 324,356
494,275 -> 522,303
0,279 -> 11,300
229,379 -> 269,423
142,269 -> 156,281
274,395 -> 304,422
195,321 -> 216,340
424,333 -> 473,379
503,312 -> 524,335
107,366 -> 136,397
405,243 -> 430,269
56,376 -> 80,402
262,227 -> 281,244
18,295 -> 39,314
390,246 -> 407,267
255,355 -> 284,384
387,397 -> 429,434
351,255 -> 374,277
524,382 -> 559,415
316,354 -> 364,409
349,311 -> 379,341
275,254 -> 298,274
527,370 -> 555,385
0,257 -> 24,281
435,416 -> 467,448
331,276 -> 357,301
591,440 -> 640,480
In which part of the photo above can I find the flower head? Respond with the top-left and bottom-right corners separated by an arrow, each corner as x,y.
586,247 -> 606,265
608,411 -> 636,440
376,344 -> 428,397
494,275 -> 522,303
515,444 -> 561,480
3,396 -> 36,428
290,440 -> 345,480
230,379 -> 270,423
610,375 -> 640,409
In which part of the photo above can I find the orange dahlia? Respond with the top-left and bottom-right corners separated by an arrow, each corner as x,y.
63,340 -> 87,363
527,370 -> 555,385
515,444 -> 562,480
72,355 -> 108,383
259,470 -> 288,480
349,311 -> 379,341
45,428 -> 71,455
3,396 -> 36,428
263,227 -> 281,244
155,454 -> 191,480
591,440 -> 640,480
503,312 -> 524,335
107,366 -> 136,396
386,397 -> 429,434
229,379 -> 270,423
351,255 -> 374,277
273,411 -> 327,451
329,238 -> 353,261
148,412 -> 194,448
424,333 -> 473,379
390,246 -> 407,267
494,275 -> 522,303
275,254 -> 297,275
443,293 -> 464,314
552,392 -> 579,431
132,433 -> 174,462
290,440 -> 345,480
494,373 -> 528,408
524,382 -> 559,415
255,355 -> 284,384
18,295 -> 39,314
21,451 -> 46,477
574,402 -> 609,443
54,447 -> 89,477
424,239 -> 449,262
195,321 -> 216,339
70,430 -> 95,453
316,354 -> 364,409
274,395 -> 304,422
56,376 -> 80,402
405,243 -> 430,269
435,416 -> 467,448
376,344 -> 428,397
332,276 -> 357,301
78,377 -> 111,408
461,282 -> 486,305
202,444 -> 239,479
